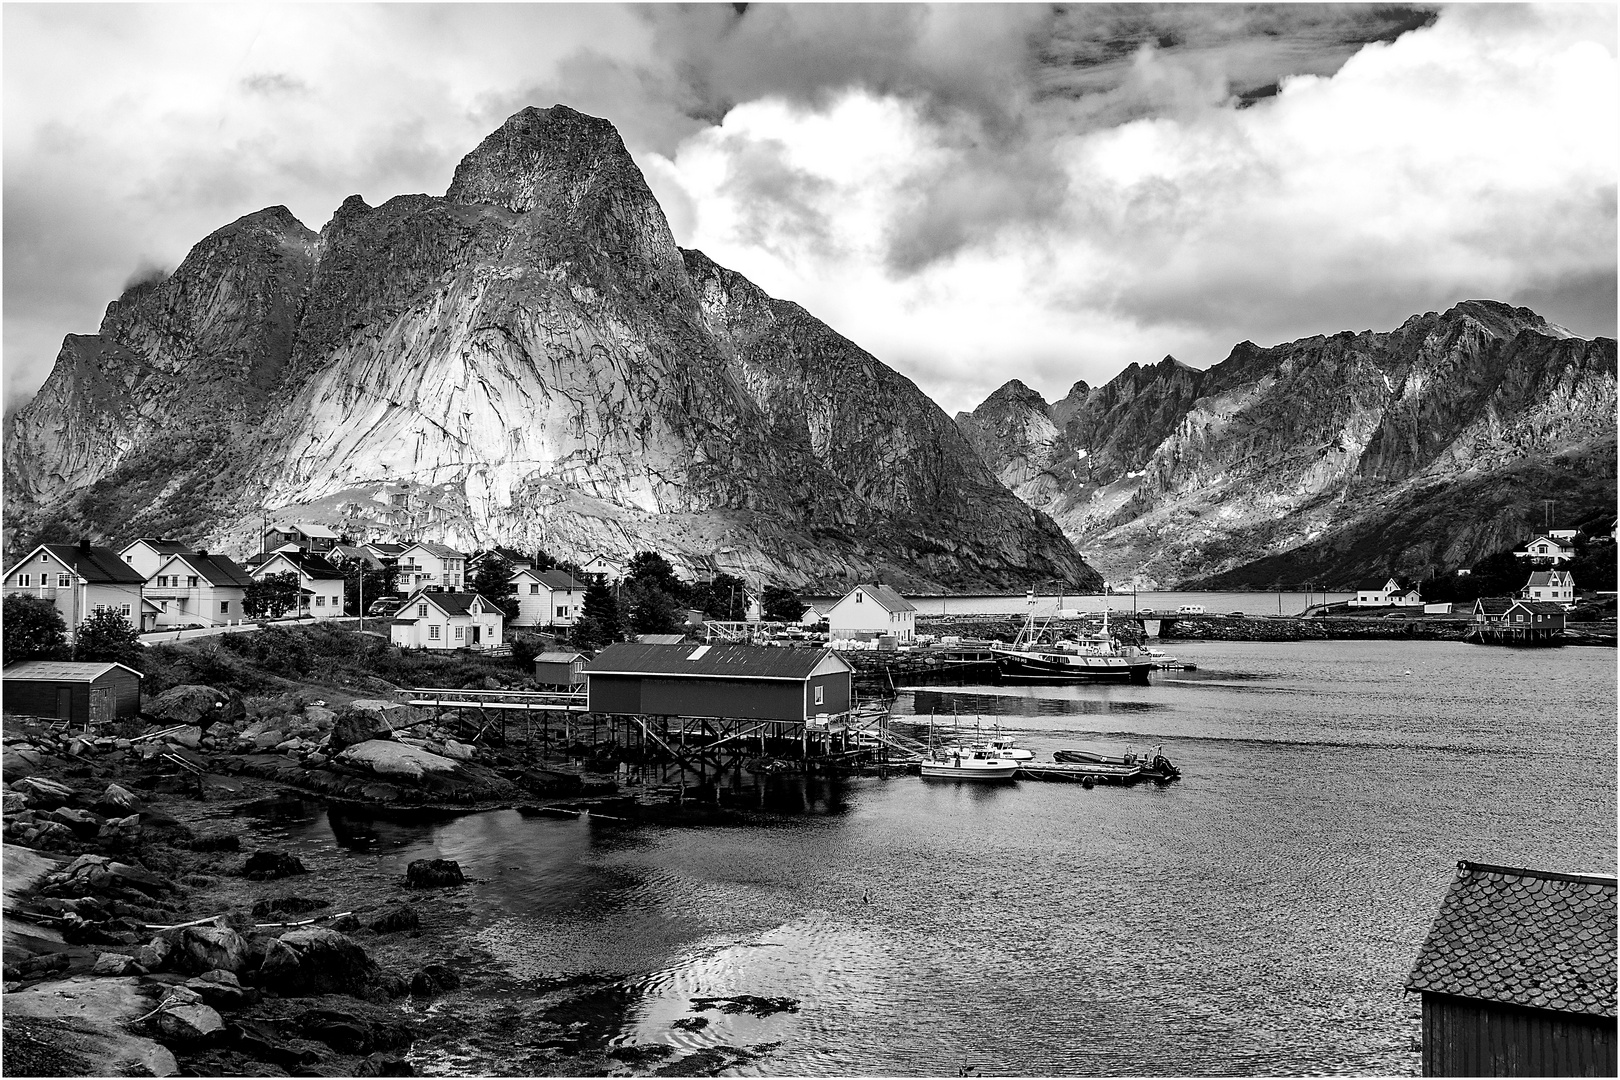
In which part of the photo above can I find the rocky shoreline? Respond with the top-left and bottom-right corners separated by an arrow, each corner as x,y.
1,687 -> 792,1077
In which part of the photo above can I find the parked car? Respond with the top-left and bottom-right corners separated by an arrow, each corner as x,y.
1228,611 -> 1246,618
367,597 -> 403,616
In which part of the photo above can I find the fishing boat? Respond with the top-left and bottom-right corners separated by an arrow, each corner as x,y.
918,715 -> 1019,781
992,598 -> 1154,683
940,719 -> 1036,762
919,745 -> 1020,781
1053,744 -> 1180,781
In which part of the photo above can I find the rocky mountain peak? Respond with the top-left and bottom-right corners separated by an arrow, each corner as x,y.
981,378 -> 1050,412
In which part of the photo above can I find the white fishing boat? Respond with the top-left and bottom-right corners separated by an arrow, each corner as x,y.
919,715 -> 1019,780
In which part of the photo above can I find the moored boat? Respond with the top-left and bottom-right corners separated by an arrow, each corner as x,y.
1053,744 -> 1180,781
992,600 -> 1154,683
919,746 -> 1020,781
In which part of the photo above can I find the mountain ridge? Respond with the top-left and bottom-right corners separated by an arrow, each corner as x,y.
4,105 -> 1097,593
958,300 -> 1616,587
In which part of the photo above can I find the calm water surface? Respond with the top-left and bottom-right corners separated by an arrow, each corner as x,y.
805,591 -> 1356,618
262,641 -> 1615,1076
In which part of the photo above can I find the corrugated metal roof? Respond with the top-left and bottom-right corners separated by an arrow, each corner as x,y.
534,651 -> 588,663
162,552 -> 255,588
1510,600 -> 1568,616
3,660 -> 143,681
253,551 -> 345,581
585,643 -> 849,681
403,541 -> 464,559
535,570 -> 585,591
637,633 -> 687,645
1474,597 -> 1515,615
839,584 -> 916,614
1405,861 -> 1616,1018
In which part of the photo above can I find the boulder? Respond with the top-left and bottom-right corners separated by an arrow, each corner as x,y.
2,975 -> 180,1075
302,705 -> 338,729
13,776 -> 75,808
173,926 -> 250,976
368,906 -> 421,934
153,1002 -> 226,1043
67,736 -> 95,756
252,729 -> 285,751
166,726 -> 204,750
185,969 -> 251,1009
251,894 -> 330,918
51,806 -> 104,834
32,819 -> 77,847
3,791 -> 28,813
405,859 -> 464,889
145,684 -> 243,728
97,783 -> 141,813
92,952 -> 139,976
330,709 -> 395,751
256,927 -> 381,996
304,753 -> 330,769
241,850 -> 307,880
438,740 -> 476,762
338,741 -> 459,781
136,937 -> 173,971
97,813 -> 143,848
409,963 -> 461,997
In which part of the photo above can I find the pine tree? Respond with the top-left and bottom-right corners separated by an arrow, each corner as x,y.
571,581 -> 623,651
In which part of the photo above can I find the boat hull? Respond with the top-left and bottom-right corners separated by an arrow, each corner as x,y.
994,652 -> 1153,683
919,760 -> 1019,780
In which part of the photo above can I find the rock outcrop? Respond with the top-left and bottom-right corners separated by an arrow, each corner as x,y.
4,105 -> 1094,593
958,302 -> 1617,586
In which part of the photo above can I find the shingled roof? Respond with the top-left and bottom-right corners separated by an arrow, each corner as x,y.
1405,861 -> 1616,1018
585,643 -> 851,681
17,544 -> 148,585
1474,597 -> 1515,616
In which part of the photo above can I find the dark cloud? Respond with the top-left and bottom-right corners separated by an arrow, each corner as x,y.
241,71 -> 308,96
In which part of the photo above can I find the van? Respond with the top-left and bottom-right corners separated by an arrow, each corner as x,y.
1177,604 -> 1205,615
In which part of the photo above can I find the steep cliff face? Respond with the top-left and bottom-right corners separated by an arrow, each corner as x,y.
4,106 -> 1094,593
958,302 -> 1617,587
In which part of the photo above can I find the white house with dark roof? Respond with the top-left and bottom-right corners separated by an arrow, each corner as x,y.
249,551 -> 346,618
390,590 -> 505,650
118,537 -> 194,579
468,546 -> 533,575
146,552 -> 256,628
1522,569 -> 1576,607
579,553 -> 624,583
363,541 -> 406,563
1515,534 -> 1575,563
395,542 -> 466,594
826,583 -> 917,643
3,542 -> 152,634
1350,576 -> 1422,607
327,544 -> 383,570
262,521 -> 340,555
510,568 -> 586,627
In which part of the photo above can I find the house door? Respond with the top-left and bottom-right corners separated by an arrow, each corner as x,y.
90,687 -> 114,728
55,687 -> 73,722
471,625 -> 481,645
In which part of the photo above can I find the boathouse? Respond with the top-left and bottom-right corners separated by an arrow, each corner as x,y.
584,643 -> 852,723
1405,860 -> 1615,1076
1474,598 -> 1566,643
533,650 -> 589,688
2,661 -> 142,726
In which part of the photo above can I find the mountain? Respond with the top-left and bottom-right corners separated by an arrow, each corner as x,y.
4,106 -> 1097,593
957,302 -> 1617,588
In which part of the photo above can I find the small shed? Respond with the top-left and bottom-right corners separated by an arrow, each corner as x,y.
1406,860 -> 1616,1076
2,661 -> 143,726
534,650 -> 588,688
584,643 -> 853,723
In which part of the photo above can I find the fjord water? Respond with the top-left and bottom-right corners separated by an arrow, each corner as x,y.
266,641 -> 1614,1076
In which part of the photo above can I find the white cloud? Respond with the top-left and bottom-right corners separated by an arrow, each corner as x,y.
652,3 -> 1617,414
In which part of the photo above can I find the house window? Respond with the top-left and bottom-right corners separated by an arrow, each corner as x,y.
815,685 -> 825,706
316,595 -> 325,606
159,601 -> 168,611
557,606 -> 569,618
418,604 -> 428,617
18,574 -> 28,586
855,593 -> 862,603
188,576 -> 199,587
120,604 -> 131,617
429,625 -> 441,640
221,601 -> 230,614
530,584 -> 540,594
57,575 -> 69,587
454,626 -> 464,641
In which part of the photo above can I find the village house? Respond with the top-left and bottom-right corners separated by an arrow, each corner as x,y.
117,537 -> 193,579
363,541 -> 406,564
1522,569 -> 1576,607
389,590 -> 505,650
467,546 -> 533,575
261,521 -> 340,555
327,544 -> 383,570
395,542 -> 467,594
249,551 -> 346,618
146,551 -> 256,628
826,583 -> 917,644
510,568 -> 586,627
3,542 -> 152,634
2,660 -> 143,726
1350,576 -> 1422,608
1473,597 -> 1566,643
579,553 -> 625,583
1514,534 -> 1575,563
1405,860 -> 1615,1076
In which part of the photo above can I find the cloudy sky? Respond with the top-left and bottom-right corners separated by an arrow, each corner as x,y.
4,2 -> 1615,417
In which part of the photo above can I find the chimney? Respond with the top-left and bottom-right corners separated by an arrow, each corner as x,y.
198,550 -> 209,559
78,537 -> 92,557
